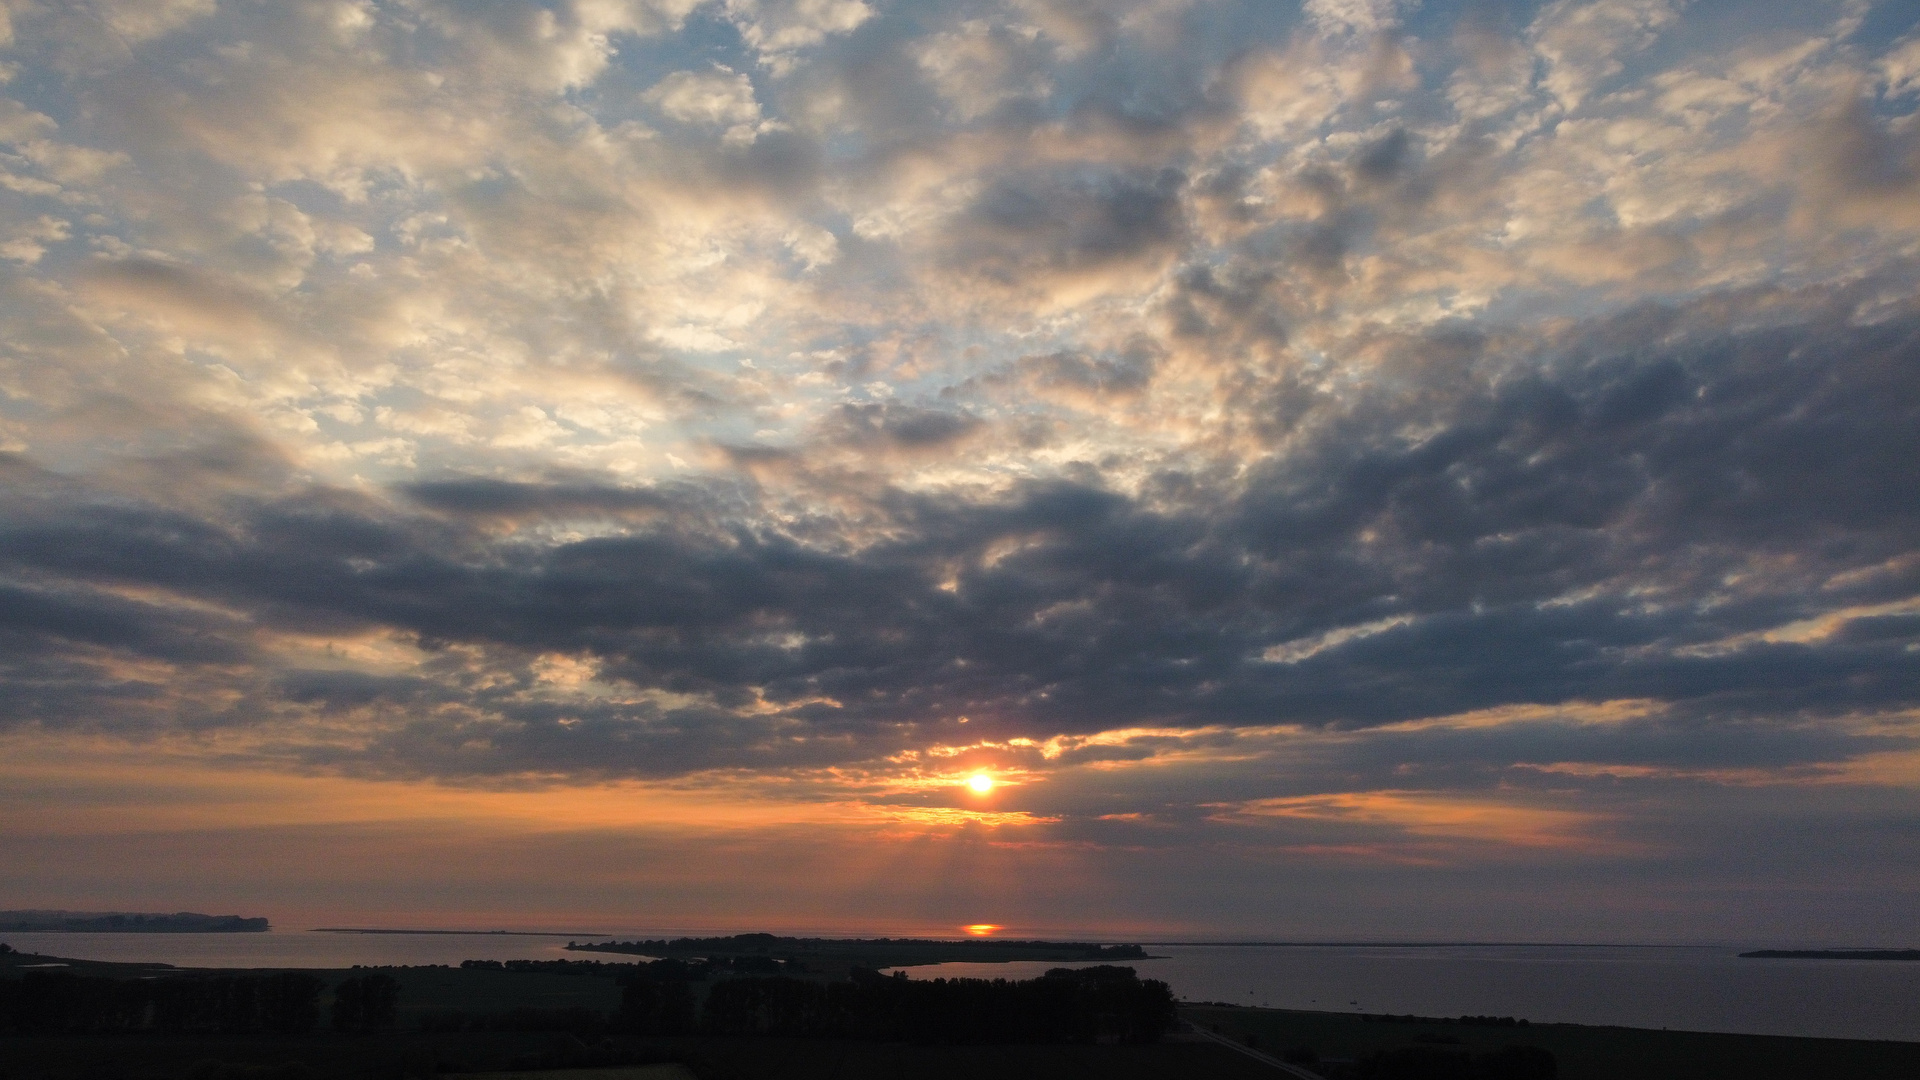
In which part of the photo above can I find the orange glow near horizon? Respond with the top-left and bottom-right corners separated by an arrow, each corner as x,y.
963,924 -> 1001,936
0,734 -> 1061,839
1215,790 -> 1630,853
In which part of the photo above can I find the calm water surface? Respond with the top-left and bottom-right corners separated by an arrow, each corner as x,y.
5,933 -> 1915,1042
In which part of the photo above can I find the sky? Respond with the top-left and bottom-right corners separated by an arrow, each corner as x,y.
1,0 -> 1917,944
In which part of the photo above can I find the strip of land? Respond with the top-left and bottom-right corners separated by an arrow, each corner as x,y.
1138,940 -> 1718,949
313,928 -> 610,937
1739,949 -> 1920,960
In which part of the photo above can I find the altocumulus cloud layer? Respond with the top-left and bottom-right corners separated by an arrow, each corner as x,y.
1,0 -> 1919,937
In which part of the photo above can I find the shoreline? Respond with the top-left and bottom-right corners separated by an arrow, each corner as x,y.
312,928 -> 611,937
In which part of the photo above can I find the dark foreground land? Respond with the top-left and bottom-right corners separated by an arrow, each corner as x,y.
5,944 -> 1919,1080
1187,1004 -> 1920,1080
0,1032 -> 1279,1080
1,943 -> 1232,1080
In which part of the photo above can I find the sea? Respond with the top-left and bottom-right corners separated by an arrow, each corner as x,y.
3,932 -> 1915,1044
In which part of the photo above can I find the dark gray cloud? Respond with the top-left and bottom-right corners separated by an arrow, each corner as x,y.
953,167 -> 1188,280
1,288 -> 1915,780
820,401 -> 983,447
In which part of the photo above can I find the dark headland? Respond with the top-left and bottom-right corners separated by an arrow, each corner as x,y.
0,910 -> 269,933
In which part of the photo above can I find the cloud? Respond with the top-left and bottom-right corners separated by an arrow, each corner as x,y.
1,0 -> 1919,933
1530,0 -> 1679,111
4,289 -> 1916,777
724,0 -> 872,70
644,65 -> 788,144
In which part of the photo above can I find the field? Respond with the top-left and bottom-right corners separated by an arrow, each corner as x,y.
0,1029 -> 1275,1080
445,1070 -> 696,1080
1184,1004 -> 1920,1080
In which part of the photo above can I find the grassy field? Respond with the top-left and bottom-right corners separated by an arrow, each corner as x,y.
0,1030 -> 1283,1080
441,1060 -> 698,1068
655,1035 -> 1274,1080
0,1030 -> 642,1080
383,966 -> 624,1022
1183,1004 -> 1920,1080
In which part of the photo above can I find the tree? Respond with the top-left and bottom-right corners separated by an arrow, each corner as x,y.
331,973 -> 399,1031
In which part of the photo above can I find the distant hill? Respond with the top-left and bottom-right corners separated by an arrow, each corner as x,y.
0,910 -> 270,933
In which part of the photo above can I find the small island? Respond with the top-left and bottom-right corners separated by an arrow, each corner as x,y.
0,910 -> 269,933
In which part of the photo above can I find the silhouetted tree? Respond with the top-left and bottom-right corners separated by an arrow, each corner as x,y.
330,973 -> 399,1031
618,974 -> 697,1035
257,973 -> 323,1034
0,971 -> 319,1035
7,972 -> 149,1033
697,965 -> 1174,1043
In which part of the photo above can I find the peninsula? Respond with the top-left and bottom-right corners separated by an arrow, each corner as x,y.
0,910 -> 269,933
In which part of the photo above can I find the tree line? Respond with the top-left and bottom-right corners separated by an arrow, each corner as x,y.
569,933 -> 1148,965
4,963 -> 1174,1046
623,964 -> 1175,1043
0,972 -> 398,1035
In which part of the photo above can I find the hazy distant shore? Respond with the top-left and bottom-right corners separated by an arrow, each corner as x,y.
0,910 -> 267,933
1740,950 -> 1920,961
313,928 -> 610,937
1135,940 -> 1723,948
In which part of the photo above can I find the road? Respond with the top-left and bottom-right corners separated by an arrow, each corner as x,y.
1181,1020 -> 1329,1080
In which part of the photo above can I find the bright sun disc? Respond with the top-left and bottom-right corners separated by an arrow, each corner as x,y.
967,773 -> 994,793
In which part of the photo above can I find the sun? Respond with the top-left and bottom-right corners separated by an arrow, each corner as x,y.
967,773 -> 994,793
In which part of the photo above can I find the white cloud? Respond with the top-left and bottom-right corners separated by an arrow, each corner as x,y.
914,20 -> 1049,122
723,0 -> 871,68
0,212 -> 66,263
1530,0 -> 1680,111
89,0 -> 217,43
1302,0 -> 1407,38
1880,35 -> 1920,99
645,66 -> 764,126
